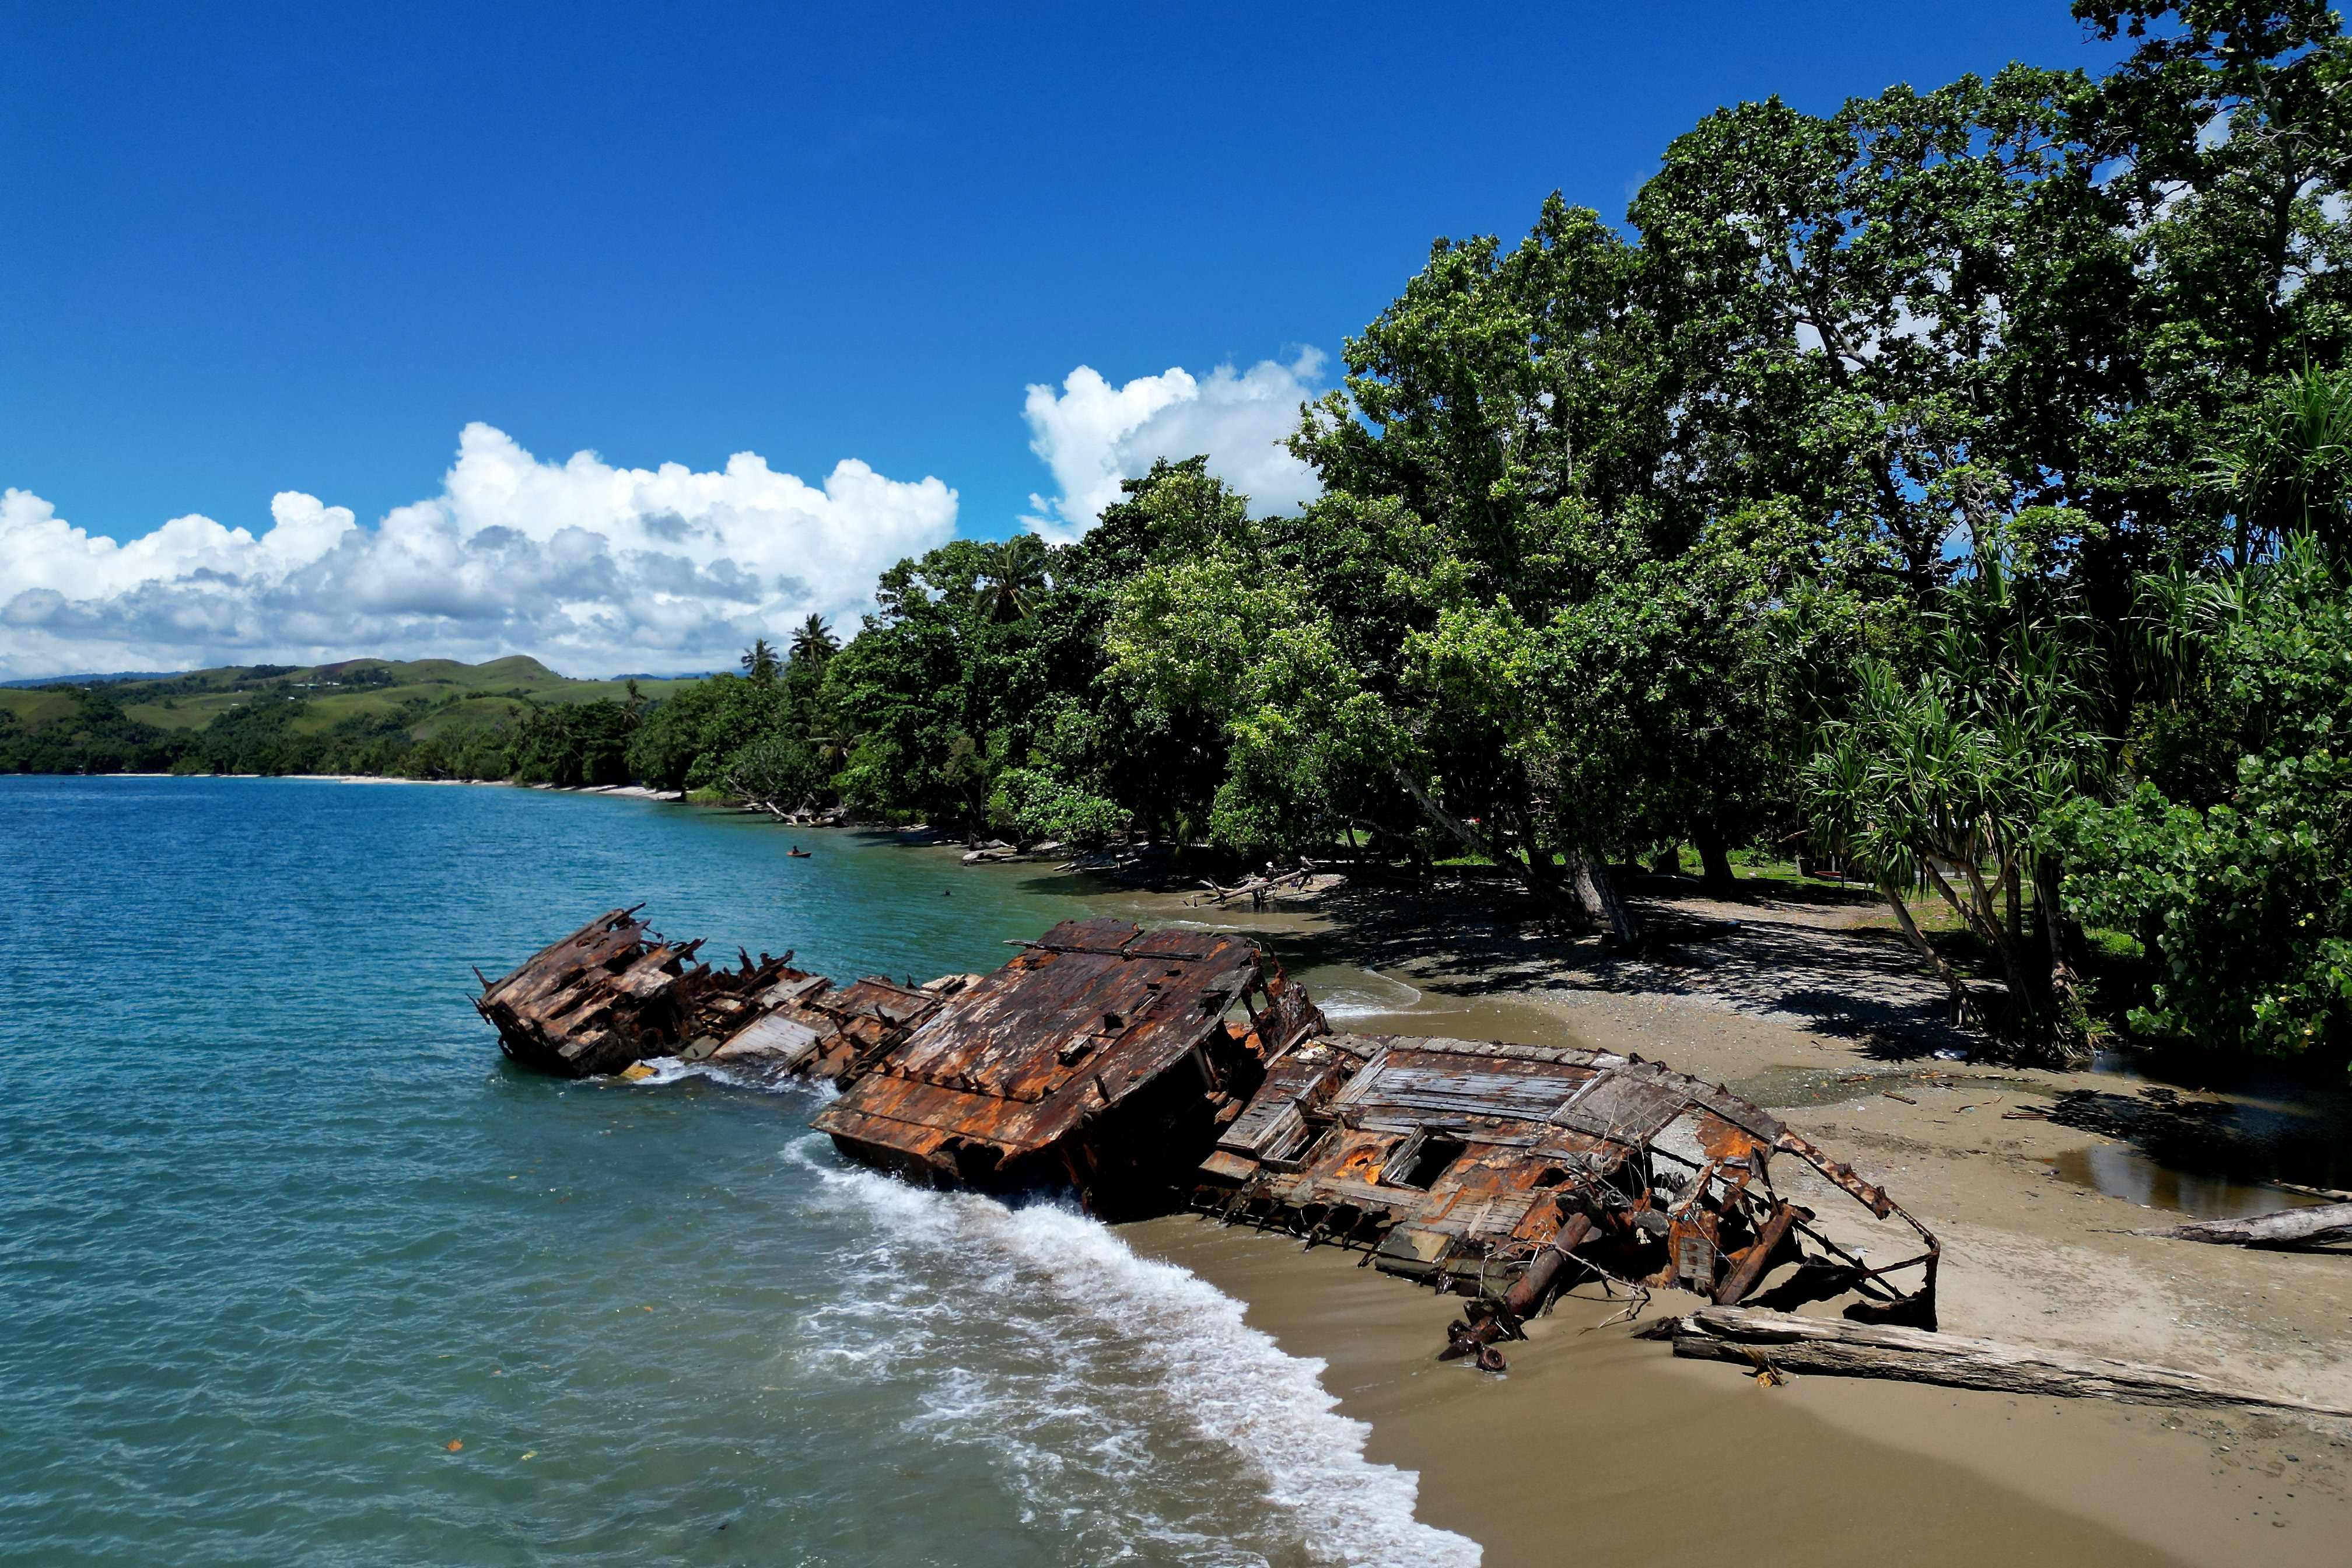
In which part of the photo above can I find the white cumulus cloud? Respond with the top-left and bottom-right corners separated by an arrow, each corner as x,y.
0,424 -> 957,680
1020,348 -> 1326,543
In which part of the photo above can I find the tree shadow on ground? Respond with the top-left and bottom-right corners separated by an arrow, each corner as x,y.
1620,870 -> 1886,912
1265,879 -> 1982,1062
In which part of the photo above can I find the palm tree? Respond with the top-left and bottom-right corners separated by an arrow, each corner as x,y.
975,533 -> 1051,623
790,613 -> 838,666
740,637 -> 780,682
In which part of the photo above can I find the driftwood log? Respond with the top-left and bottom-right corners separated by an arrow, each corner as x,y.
2274,1181 -> 2352,1203
2124,1200 -> 2352,1250
1198,861 -> 1321,907
1648,1306 -> 2352,1418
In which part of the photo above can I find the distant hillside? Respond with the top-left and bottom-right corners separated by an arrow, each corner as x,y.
0,671 -> 176,688
0,654 -> 712,780
0,656 -> 692,736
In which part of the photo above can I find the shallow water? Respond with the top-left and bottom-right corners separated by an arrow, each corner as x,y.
2040,1145 -> 2327,1220
0,777 -> 1473,1567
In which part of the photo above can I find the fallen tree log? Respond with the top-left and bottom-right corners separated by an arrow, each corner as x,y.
1646,1306 -> 2352,1418
2123,1200 -> 2352,1250
2273,1180 -> 2352,1203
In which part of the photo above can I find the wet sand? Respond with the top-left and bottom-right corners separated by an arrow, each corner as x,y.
1079,876 -> 2352,1566
1129,1213 -> 2345,1567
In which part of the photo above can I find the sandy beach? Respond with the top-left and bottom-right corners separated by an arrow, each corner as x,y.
1093,873 -> 2352,1566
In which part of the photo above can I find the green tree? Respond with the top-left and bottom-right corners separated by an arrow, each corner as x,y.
789,614 -> 839,666
2051,533 -> 2352,1075
1804,550 -> 2106,1056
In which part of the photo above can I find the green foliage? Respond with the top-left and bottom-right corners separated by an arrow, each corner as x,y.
512,700 -> 638,788
990,766 -> 1126,844
2053,760 -> 2352,1063
0,686 -> 184,773
2051,535 -> 2352,1069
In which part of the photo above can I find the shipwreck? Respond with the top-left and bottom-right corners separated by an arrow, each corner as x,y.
477,908 -> 1937,1364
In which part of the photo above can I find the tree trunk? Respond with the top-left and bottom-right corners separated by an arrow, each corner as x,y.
1650,845 -> 1681,878
1567,849 -> 1639,943
1884,885 -> 1971,1026
1390,764 -> 1507,868
1693,820 -> 1735,892
1936,859 -> 2044,1037
2034,856 -> 2090,1060
1650,1306 -> 2352,1418
2124,1202 -> 2352,1250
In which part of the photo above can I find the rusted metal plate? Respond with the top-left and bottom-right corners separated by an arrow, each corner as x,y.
474,907 -> 816,1079
1340,1048 -> 1602,1122
481,909 -> 1934,1367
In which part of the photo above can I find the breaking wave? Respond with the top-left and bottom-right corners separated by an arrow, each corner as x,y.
785,1139 -> 1481,1567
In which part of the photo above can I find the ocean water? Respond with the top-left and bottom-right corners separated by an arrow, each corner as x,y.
0,777 -> 1475,1567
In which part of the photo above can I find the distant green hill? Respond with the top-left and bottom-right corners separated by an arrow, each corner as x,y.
0,656 -> 702,779
0,656 -> 692,735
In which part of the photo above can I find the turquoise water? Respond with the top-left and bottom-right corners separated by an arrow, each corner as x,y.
1,778 -> 1474,1567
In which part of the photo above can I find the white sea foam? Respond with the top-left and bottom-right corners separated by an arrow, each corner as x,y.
1315,970 -> 1423,1023
610,1056 -> 837,1098
784,1138 -> 1481,1567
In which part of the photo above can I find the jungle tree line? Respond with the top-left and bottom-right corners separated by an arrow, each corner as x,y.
761,0 -> 2352,1071
12,2 -> 2352,1072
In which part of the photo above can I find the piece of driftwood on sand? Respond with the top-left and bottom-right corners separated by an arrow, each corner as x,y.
1646,1305 -> 2352,1418
2120,1200 -> 2352,1250
1193,861 -> 1332,907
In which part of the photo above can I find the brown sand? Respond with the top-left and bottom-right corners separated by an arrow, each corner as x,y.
1075,876 -> 2352,1566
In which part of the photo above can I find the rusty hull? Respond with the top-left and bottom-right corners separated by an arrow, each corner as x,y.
1194,1034 -> 1940,1361
474,906 -> 951,1082
810,918 -> 1325,1215
480,911 -> 1935,1367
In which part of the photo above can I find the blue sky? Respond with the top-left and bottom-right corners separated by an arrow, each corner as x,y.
0,1 -> 2120,676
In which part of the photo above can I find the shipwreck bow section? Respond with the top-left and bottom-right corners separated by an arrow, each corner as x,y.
810,918 -> 1324,1216
473,905 -> 954,1083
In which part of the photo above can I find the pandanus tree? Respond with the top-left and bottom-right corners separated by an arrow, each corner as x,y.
2207,366 -> 2352,566
1805,549 -> 2105,1059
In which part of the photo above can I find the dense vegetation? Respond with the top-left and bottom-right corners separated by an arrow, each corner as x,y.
13,2 -> 2352,1075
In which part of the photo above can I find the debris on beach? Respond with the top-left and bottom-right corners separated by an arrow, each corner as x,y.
1642,1306 -> 2352,1418
2121,1201 -> 2352,1251
1192,1034 -> 1943,1367
479,910 -> 1937,1368
1191,860 -> 1345,908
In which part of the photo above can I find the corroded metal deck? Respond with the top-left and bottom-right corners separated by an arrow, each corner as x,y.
479,911 -> 1935,1365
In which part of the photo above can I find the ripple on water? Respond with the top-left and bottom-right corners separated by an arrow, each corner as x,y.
0,776 -> 1470,1566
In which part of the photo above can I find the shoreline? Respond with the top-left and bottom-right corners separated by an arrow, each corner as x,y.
82,771 -> 681,799
1083,879 -> 2352,1566
43,771 -> 2352,1562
